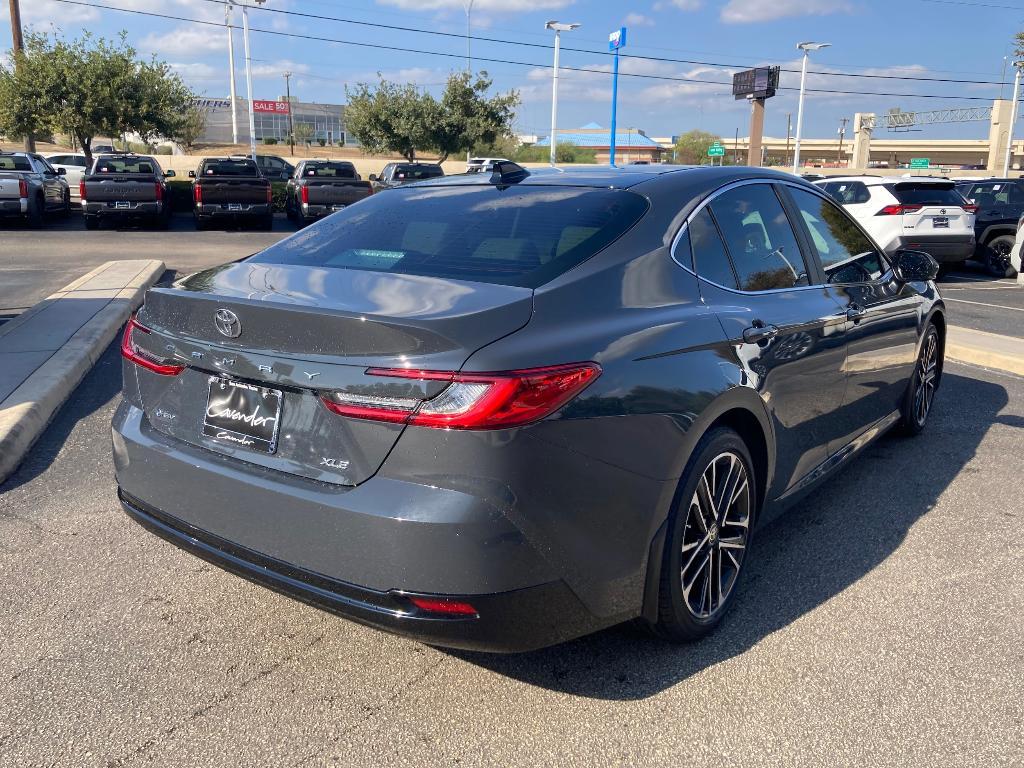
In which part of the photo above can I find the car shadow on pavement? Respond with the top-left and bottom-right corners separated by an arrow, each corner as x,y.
0,339 -> 123,496
451,371 -> 1011,700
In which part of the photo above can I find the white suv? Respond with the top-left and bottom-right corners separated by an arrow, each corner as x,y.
814,176 -> 976,266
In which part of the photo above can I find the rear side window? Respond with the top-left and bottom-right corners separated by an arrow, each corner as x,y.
820,181 -> 870,205
203,159 -> 259,176
685,208 -> 737,289
251,185 -> 648,288
887,183 -> 964,206
0,156 -> 31,171
93,157 -> 160,174
709,185 -> 809,291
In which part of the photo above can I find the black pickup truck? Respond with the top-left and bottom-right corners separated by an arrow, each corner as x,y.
955,178 -> 1023,276
285,160 -> 373,226
189,157 -> 273,230
80,154 -> 174,230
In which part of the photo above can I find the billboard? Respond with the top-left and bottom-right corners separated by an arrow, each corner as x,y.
732,66 -> 780,100
253,100 -> 291,114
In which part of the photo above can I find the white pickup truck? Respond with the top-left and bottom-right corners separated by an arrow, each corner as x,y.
0,151 -> 70,227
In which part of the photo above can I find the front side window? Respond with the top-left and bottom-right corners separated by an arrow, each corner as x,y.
789,188 -> 889,284
709,184 -> 809,291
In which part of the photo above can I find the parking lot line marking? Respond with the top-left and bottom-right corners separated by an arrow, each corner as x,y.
943,297 -> 1024,312
941,285 -> 1023,291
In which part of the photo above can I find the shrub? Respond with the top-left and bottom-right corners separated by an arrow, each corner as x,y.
263,137 -> 278,145
153,145 -> 173,155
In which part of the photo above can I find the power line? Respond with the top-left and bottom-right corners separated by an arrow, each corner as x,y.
46,0 -> 1003,101
917,0 -> 1024,9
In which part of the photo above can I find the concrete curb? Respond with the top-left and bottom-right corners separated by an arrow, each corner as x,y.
0,260 -> 164,484
946,325 -> 1024,376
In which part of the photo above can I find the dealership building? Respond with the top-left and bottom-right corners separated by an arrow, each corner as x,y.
195,97 -> 348,145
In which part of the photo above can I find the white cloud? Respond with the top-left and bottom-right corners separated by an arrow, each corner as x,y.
250,59 -> 310,78
654,0 -> 702,10
721,0 -> 855,24
139,25 -> 225,58
376,0 -> 572,11
624,13 -> 655,27
21,0 -> 98,23
169,61 -> 218,80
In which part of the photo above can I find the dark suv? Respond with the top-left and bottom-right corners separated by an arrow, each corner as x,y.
114,165 -> 944,652
956,178 -> 1023,276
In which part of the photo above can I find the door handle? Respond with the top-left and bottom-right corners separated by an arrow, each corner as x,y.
742,323 -> 779,344
847,305 -> 867,323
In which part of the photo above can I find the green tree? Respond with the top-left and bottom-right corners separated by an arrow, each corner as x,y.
0,31 -> 192,162
294,121 -> 314,147
673,129 -> 722,165
429,72 -> 519,162
172,103 -> 208,150
344,78 -> 438,161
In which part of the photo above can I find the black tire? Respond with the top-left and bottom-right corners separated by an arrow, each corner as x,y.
83,215 -> 99,230
62,191 -> 71,216
899,323 -> 942,436
26,196 -> 45,229
195,216 -> 208,231
259,213 -> 274,231
654,427 -> 756,642
983,235 -> 1014,278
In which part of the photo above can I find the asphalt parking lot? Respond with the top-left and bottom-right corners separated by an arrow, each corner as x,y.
0,340 -> 1021,766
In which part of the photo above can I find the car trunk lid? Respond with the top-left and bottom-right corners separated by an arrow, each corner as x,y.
130,262 -> 533,486
890,181 -> 973,235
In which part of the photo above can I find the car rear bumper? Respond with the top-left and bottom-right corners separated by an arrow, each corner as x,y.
84,201 -> 162,216
301,203 -> 348,218
893,233 -> 975,262
195,203 -> 271,218
0,198 -> 28,215
111,401 -> 613,651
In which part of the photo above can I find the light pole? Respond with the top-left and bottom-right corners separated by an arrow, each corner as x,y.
239,0 -> 266,161
1004,60 -> 1023,177
225,2 -> 239,145
608,27 -> 626,167
793,41 -> 830,174
837,117 -> 848,165
284,71 -> 295,156
545,20 -> 581,166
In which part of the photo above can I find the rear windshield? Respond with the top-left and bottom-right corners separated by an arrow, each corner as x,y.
251,185 -> 649,288
0,156 -> 32,171
302,162 -> 357,178
93,157 -> 160,174
203,159 -> 259,176
394,165 -> 444,180
887,183 -> 964,206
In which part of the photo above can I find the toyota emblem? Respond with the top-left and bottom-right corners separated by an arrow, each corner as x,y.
214,308 -> 241,338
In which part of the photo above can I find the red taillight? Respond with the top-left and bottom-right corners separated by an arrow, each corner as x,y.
319,363 -> 601,430
300,185 -> 309,204
876,204 -> 923,216
266,185 -> 273,204
78,180 -> 86,200
120,314 -> 185,376
407,597 -> 478,617
155,182 -> 163,202
19,178 -> 28,198
194,184 -> 202,204
962,203 -> 978,213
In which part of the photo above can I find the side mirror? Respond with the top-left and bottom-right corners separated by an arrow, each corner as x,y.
368,174 -> 377,182
188,170 -> 196,178
893,249 -> 939,282
56,167 -> 67,175
165,169 -> 176,178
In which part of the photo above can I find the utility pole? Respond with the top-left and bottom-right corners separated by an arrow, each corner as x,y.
463,1 -> 474,165
837,117 -> 848,165
226,2 -> 239,145
785,113 -> 792,168
1004,61 -> 1023,177
283,72 -> 295,156
8,0 -> 34,152
241,0 -> 259,161
734,127 -> 739,165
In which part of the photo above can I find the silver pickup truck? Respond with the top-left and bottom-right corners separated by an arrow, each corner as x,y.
0,151 -> 71,228
80,154 -> 175,230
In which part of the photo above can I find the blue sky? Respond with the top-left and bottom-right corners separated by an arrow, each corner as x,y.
4,0 -> 1024,141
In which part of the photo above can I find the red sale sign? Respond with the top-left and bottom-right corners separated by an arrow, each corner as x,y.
253,100 -> 291,114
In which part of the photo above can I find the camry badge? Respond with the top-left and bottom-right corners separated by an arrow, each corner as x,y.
214,308 -> 241,338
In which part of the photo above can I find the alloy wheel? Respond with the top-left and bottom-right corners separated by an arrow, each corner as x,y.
913,331 -> 939,426
680,451 -> 751,619
987,239 -> 1013,276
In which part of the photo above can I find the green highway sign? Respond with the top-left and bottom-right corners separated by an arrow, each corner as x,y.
910,158 -> 930,169
707,144 -> 726,157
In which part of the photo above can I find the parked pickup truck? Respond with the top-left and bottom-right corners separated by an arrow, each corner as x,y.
369,162 -> 444,191
285,160 -> 373,226
80,154 -> 175,230
0,151 -> 70,228
189,156 -> 273,230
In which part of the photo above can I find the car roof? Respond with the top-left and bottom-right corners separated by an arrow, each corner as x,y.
406,164 -> 804,190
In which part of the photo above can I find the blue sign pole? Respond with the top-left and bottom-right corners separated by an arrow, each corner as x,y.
608,28 -> 626,167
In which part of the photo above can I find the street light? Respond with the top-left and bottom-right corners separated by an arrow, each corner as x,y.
545,20 -> 581,166
792,41 -> 830,174
224,2 -> 239,145
232,0 -> 266,162
1004,60 -> 1024,177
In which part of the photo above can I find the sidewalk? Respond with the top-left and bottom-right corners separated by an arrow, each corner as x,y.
946,325 -> 1024,376
0,260 -> 164,483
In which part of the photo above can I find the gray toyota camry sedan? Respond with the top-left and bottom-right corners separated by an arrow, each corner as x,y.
112,163 -> 945,652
